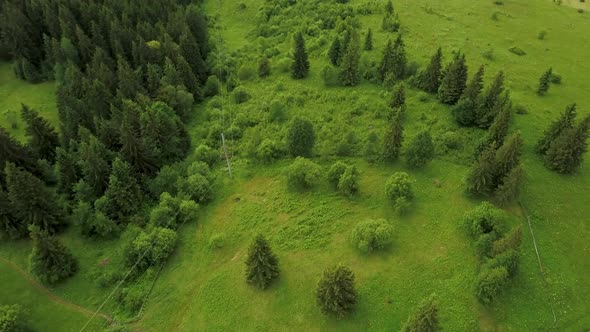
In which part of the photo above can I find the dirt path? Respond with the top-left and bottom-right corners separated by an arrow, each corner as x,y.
0,256 -> 112,323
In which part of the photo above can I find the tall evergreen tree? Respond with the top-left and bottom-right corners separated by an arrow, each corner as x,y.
179,29 -> 207,83
477,71 -> 506,128
486,96 -> 512,147
406,131 -> 435,168
176,55 -> 200,97
544,114 -> 590,174
389,83 -> 406,111
453,64 -> 485,126
245,234 -> 280,289
494,132 -> 524,185
20,104 -> 60,163
258,57 -> 270,78
328,37 -> 342,66
391,34 -> 407,81
287,117 -> 315,157
385,0 -> 394,15
101,158 -> 142,221
382,111 -> 404,162
119,119 -> 157,175
0,188 -> 26,239
364,28 -> 373,51
55,146 -> 79,197
494,164 -> 524,205
116,56 -> 143,99
466,143 -> 497,195
437,52 -> 468,105
29,225 -> 78,285
291,32 -> 310,79
78,129 -> 111,197
0,127 -> 39,183
316,265 -> 357,317
5,163 -> 64,234
339,32 -> 361,86
420,48 -> 443,94
378,39 -> 394,81
535,103 -> 577,155
537,67 -> 552,96
140,102 -> 188,165
401,295 -> 440,332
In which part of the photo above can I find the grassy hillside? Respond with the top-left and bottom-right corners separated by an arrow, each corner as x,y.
136,0 -> 589,331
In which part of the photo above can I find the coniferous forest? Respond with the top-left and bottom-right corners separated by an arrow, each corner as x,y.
0,0 -> 589,331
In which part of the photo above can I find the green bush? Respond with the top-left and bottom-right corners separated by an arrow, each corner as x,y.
232,86 -> 251,104
0,304 -> 27,332
194,144 -> 219,166
286,157 -> 321,189
351,219 -> 393,253
337,165 -> 359,197
406,131 -> 435,168
256,139 -> 282,163
385,172 -> 413,201
149,205 -> 176,229
287,117 -> 315,157
463,201 -> 505,239
508,46 -> 526,56
203,75 -> 221,97
125,227 -> 178,274
475,266 -> 509,303
321,65 -> 339,87
327,161 -> 348,187
208,233 -> 226,249
268,99 -> 287,122
237,64 -> 256,81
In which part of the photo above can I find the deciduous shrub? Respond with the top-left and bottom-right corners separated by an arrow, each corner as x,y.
256,139 -> 282,163
0,304 -> 27,332
232,86 -> 251,104
125,227 -> 177,274
337,165 -> 359,197
328,161 -> 348,187
351,219 -> 393,253
287,117 -> 315,157
286,157 -> 321,189
385,172 -> 413,201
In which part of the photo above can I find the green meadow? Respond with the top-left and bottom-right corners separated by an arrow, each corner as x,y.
1,0 -> 589,331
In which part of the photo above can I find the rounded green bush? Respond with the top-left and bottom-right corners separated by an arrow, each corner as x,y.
351,219 -> 393,253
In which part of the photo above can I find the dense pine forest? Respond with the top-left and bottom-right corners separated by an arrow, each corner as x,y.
0,0 -> 589,331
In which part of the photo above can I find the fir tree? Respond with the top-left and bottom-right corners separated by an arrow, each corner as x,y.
328,37 -> 342,66
537,67 -> 552,96
389,83 -> 406,110
291,32 -> 310,79
420,48 -> 443,94
364,28 -> 373,51
316,265 -> 357,317
176,55 -> 200,97
339,32 -> 361,86
438,52 -> 468,105
179,29 -> 207,83
119,119 -> 157,175
5,163 -> 64,234
378,39 -> 394,81
116,56 -> 143,99
385,0 -> 394,15
287,117 -> 315,157
55,146 -> 79,197
485,96 -> 512,148
102,158 -> 142,221
477,71 -> 506,128
20,104 -> 60,163
382,111 -> 404,162
535,103 -> 577,155
258,57 -> 270,78
494,132 -> 523,183
391,34 -> 407,81
406,131 -> 435,168
466,142 -> 497,195
0,188 -> 26,239
245,234 -> 280,289
494,164 -> 524,205
401,295 -> 440,332
29,225 -> 78,285
0,127 -> 40,182
78,129 -> 111,197
453,64 -> 485,126
544,114 -> 590,174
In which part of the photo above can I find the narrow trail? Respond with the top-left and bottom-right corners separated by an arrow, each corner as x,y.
0,256 -> 112,323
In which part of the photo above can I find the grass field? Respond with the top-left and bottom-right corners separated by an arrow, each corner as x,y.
1,0 -> 589,331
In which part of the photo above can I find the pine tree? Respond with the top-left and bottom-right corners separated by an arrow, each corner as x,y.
20,104 -> 60,163
29,225 -> 78,285
339,32 -> 361,86
535,103 -> 577,155
466,142 -> 497,195
364,28 -> 373,51
245,234 -> 280,289
420,48 -> 443,94
494,164 -> 524,205
385,0 -> 394,15
438,52 -> 468,105
316,265 -> 357,317
391,34 -> 407,81
119,119 -> 157,175
287,117 -> 315,157
382,111 -> 404,162
291,32 -> 310,79
258,57 -> 270,78
537,67 -> 552,96
406,131 -> 435,168
379,39 -> 394,82
0,188 -> 26,239
102,158 -> 142,221
389,83 -> 406,110
55,146 -> 79,197
544,114 -> 590,174
453,65 -> 485,126
179,29 -> 207,83
486,97 -> 512,148
78,129 -> 111,197
477,71 -> 506,128
0,127 -> 40,182
116,56 -> 143,99
176,55 -> 200,97
328,37 -> 342,66
5,163 -> 64,234
401,295 -> 440,332
494,132 -> 523,185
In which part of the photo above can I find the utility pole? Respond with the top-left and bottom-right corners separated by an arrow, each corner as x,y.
221,133 -> 233,178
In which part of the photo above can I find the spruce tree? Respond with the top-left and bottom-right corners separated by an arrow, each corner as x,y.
291,32 -> 310,79
316,265 -> 357,317
537,67 -> 552,96
364,28 -> 373,51
179,30 -> 207,83
544,114 -> 590,174
116,56 -> 143,99
287,117 -> 315,157
535,103 -> 577,155
29,225 -> 78,285
382,111 -> 404,162
328,37 -> 342,66
55,146 -> 79,197
494,165 -> 524,205
389,83 -> 406,110
486,97 -> 512,148
420,48 -> 443,94
119,119 -> 157,175
78,129 -> 111,197
5,163 -> 64,234
477,71 -> 506,128
401,295 -> 440,332
466,143 -> 497,195
406,131 -> 435,168
391,34 -> 407,81
102,158 -> 141,220
20,104 -> 60,163
494,132 -> 523,190
0,127 -> 40,182
258,57 -> 270,78
379,39 -> 394,82
339,32 -> 361,86
453,64 -> 485,126
0,188 -> 26,239
385,0 -> 394,14
176,55 -> 200,97
438,52 -> 468,105
245,234 -> 280,289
